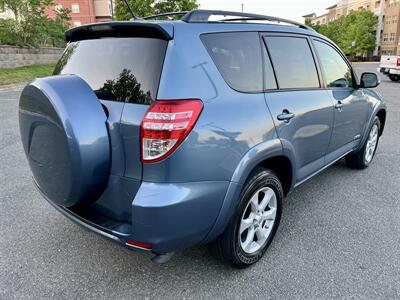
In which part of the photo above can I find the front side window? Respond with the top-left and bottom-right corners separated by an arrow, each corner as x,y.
201,32 -> 263,93
264,36 -> 320,89
314,40 -> 353,88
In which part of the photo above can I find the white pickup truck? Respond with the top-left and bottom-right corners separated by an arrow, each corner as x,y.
377,55 -> 400,81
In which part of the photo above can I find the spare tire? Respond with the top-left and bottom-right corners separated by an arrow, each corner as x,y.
19,75 -> 110,207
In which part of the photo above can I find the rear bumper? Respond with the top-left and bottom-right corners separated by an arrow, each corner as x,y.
43,196 -> 147,250
40,180 -> 229,254
377,67 -> 400,75
377,67 -> 388,74
131,181 -> 229,253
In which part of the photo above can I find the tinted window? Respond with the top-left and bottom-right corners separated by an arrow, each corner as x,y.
264,36 -> 320,89
201,32 -> 263,92
263,46 -> 277,90
314,40 -> 353,88
54,38 -> 167,104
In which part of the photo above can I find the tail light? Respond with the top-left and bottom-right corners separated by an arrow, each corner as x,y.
397,58 -> 400,67
141,99 -> 203,163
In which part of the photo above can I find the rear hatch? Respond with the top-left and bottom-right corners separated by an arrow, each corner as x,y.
19,22 -> 170,228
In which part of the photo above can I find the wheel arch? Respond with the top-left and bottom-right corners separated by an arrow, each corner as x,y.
355,104 -> 387,153
256,156 -> 293,196
376,108 -> 386,136
202,139 -> 296,244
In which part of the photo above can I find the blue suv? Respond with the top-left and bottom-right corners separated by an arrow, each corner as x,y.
19,10 -> 386,267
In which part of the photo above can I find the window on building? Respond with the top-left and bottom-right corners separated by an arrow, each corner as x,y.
71,4 -> 80,13
73,21 -> 81,27
383,33 -> 388,41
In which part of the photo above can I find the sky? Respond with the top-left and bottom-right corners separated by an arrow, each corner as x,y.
197,0 -> 336,22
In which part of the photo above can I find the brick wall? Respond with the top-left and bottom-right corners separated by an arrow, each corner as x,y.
0,46 -> 64,69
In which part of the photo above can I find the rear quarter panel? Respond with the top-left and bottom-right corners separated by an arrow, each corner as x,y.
143,23 -> 278,183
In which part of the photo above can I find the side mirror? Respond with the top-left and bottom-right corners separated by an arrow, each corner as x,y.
360,72 -> 380,88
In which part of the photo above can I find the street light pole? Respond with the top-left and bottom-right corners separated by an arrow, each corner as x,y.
241,3 -> 244,12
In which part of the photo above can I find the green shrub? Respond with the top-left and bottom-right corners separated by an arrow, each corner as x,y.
0,0 -> 70,48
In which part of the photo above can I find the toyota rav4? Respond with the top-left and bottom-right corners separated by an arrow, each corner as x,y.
19,10 -> 387,267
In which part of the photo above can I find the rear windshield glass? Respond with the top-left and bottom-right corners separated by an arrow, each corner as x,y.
54,38 -> 167,104
201,32 -> 263,93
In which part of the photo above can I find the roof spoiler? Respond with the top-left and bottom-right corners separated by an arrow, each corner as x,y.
65,21 -> 173,42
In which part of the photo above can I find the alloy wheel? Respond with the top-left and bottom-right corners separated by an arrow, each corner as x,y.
239,187 -> 277,254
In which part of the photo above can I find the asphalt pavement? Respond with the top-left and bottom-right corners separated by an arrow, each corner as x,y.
1,63 -> 399,299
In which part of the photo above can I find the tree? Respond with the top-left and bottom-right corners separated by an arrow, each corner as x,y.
340,10 -> 377,56
0,0 -> 22,21
115,0 -> 199,20
98,68 -> 153,104
0,0 -> 70,47
308,10 -> 377,57
153,0 -> 199,15
114,0 -> 154,21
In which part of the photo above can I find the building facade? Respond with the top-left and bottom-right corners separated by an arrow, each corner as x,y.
46,0 -> 113,27
381,0 -> 400,54
304,0 -> 400,56
0,0 -> 113,28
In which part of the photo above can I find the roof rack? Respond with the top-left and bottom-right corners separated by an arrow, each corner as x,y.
181,9 -> 313,31
143,11 -> 188,20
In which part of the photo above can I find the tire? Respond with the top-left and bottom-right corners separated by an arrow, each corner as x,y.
388,74 -> 400,82
345,117 -> 381,169
210,168 -> 283,268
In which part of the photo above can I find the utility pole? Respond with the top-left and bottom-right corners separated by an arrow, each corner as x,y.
110,0 -> 114,20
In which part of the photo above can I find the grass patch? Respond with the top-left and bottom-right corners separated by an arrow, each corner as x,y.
0,64 -> 55,86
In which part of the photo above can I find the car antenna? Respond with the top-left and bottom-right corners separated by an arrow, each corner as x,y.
122,0 -> 140,20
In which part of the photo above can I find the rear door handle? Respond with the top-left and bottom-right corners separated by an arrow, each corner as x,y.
277,110 -> 295,123
335,101 -> 343,110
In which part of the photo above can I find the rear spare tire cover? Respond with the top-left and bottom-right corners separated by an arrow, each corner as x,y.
19,75 -> 110,207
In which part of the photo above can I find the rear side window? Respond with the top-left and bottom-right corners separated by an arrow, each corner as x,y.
54,38 -> 167,104
201,32 -> 263,93
262,46 -> 278,90
264,36 -> 320,89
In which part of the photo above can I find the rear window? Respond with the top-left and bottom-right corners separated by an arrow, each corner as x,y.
54,38 -> 167,104
201,32 -> 263,93
264,36 -> 320,89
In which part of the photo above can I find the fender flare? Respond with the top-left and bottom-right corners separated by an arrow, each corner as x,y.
202,138 -> 296,243
354,103 -> 387,153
